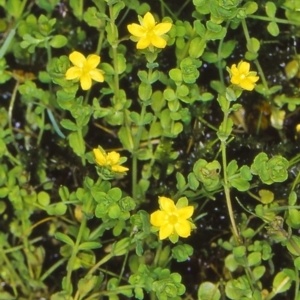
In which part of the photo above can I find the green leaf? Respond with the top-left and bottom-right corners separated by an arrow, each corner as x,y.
241,228 -> 255,238
172,122 -> 183,136
164,88 -> 177,101
112,1 -> 125,19
176,172 -> 186,191
78,242 -> 102,250
272,270 -> 293,294
227,160 -> 238,176
59,186 -> 69,202
6,0 -> 22,18
266,1 -> 277,18
108,187 -> 122,201
49,35 -> 68,48
83,7 -> 105,28
116,53 -> 126,74
252,265 -> 266,281
286,235 -> 300,256
244,1 -> 258,15
60,119 -> 78,131
247,252 -> 261,267
189,37 -> 206,58
37,191 -> 50,206
225,276 -> 252,299
0,201 -> 7,214
138,82 -> 152,101
108,204 -> 121,219
225,254 -> 239,272
46,202 -> 67,216
221,40 -> 236,58
259,189 -> 274,204
247,37 -> 260,54
230,178 -> 250,192
217,118 -> 233,141
169,68 -> 182,83
70,0 -> 83,20
233,245 -> 246,258
172,244 -> 193,262
68,131 -> 85,157
78,276 -> 99,299
198,282 -> 221,300
288,191 -> 297,205
55,232 -> 74,246
267,22 -> 279,36
294,257 -> 300,270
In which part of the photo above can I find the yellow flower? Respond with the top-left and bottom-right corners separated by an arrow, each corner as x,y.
150,197 -> 194,240
65,51 -> 104,90
93,148 -> 129,173
127,12 -> 172,50
229,61 -> 259,91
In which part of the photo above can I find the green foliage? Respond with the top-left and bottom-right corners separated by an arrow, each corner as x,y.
0,0 -> 299,299
251,153 -> 289,184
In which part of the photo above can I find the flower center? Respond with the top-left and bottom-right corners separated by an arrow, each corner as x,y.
168,214 -> 178,225
147,30 -> 154,37
82,64 -> 91,74
240,73 -> 246,79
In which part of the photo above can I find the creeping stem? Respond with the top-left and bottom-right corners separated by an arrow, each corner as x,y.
65,217 -> 87,294
221,113 -> 241,243
108,4 -> 120,104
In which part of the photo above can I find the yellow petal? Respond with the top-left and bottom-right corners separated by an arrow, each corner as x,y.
159,197 -> 176,212
178,206 -> 194,219
230,75 -> 241,85
150,210 -> 167,227
154,22 -> 172,35
86,54 -> 101,69
89,69 -> 104,82
127,24 -> 146,37
107,151 -> 120,165
80,73 -> 92,90
159,223 -> 174,239
230,64 -> 239,75
136,37 -> 151,49
240,79 -> 255,91
143,12 -> 155,29
111,165 -> 129,173
238,61 -> 250,74
65,66 -> 82,80
248,75 -> 259,83
174,220 -> 191,237
69,51 -> 86,68
150,35 -> 167,48
93,148 -> 107,166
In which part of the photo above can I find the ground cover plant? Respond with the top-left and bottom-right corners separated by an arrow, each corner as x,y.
0,0 -> 300,299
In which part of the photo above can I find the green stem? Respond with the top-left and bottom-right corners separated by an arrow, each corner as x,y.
96,29 -> 105,55
8,81 -> 20,154
0,248 -> 28,295
294,266 -> 299,300
77,128 -> 86,166
291,171 -> 300,191
36,109 -> 45,146
65,217 -> 87,294
108,4 -> 120,104
248,14 -> 300,26
241,19 -> 269,93
21,215 -> 34,280
40,257 -> 68,281
175,0 -> 192,17
132,103 -> 147,201
87,252 -> 114,276
221,114 -> 241,243
217,21 -> 230,86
